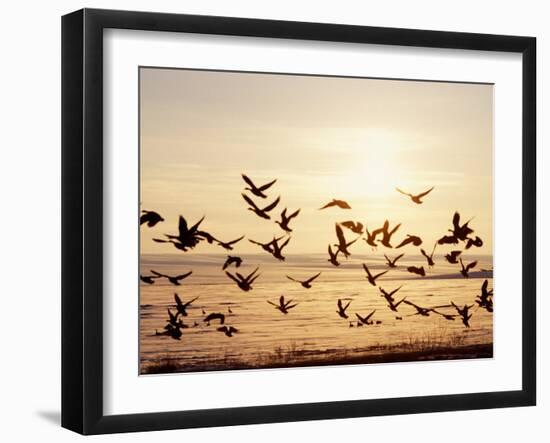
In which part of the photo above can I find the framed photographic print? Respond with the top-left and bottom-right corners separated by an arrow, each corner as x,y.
61,8 -> 536,435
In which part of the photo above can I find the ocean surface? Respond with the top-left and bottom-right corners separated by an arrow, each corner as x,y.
139,252 -> 493,373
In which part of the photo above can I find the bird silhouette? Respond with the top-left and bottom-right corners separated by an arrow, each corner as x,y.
431,310 -> 457,321
420,243 -> 437,266
465,236 -> 483,249
396,187 -> 434,204
155,323 -> 183,340
378,285 -> 403,303
402,300 -> 449,317
267,295 -> 298,314
340,221 -> 364,234
151,270 -> 192,285
336,299 -> 352,319
204,312 -> 225,325
248,235 -> 284,254
140,210 -> 164,227
327,244 -> 340,267
242,194 -> 280,220
437,234 -> 459,245
155,215 -> 210,251
167,308 -> 185,328
355,310 -> 376,325
174,294 -> 199,317
450,211 -> 474,241
216,235 -> 245,250
384,253 -> 404,268
140,274 -> 159,284
451,301 -> 474,327
217,326 -> 239,337
395,234 -> 423,249
222,255 -> 243,270
459,258 -> 477,277
362,264 -> 388,286
445,250 -> 462,264
271,236 -> 291,261
225,267 -> 260,291
319,199 -> 351,210
286,272 -> 321,289
241,174 -> 277,198
275,208 -> 300,232
363,227 -> 379,248
374,220 -> 401,248
407,266 -> 426,277
334,223 -> 359,258
475,279 -> 494,312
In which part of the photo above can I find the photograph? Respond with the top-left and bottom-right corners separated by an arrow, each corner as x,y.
138,67 -> 494,375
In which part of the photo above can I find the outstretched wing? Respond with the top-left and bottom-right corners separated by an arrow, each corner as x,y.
305,272 -> 322,284
241,174 -> 256,189
258,178 -> 277,192
242,193 -> 260,210
183,296 -> 199,308
227,235 -> 245,246
225,271 -> 240,283
365,310 -> 377,321
466,260 -> 478,272
335,224 -> 347,247
288,208 -> 300,219
174,293 -> 182,305
286,275 -> 298,283
373,270 -> 388,280
416,187 -> 434,199
362,263 -> 373,279
175,271 -> 192,280
396,188 -> 412,197
188,216 -> 205,234
151,269 -> 165,277
261,196 -> 280,212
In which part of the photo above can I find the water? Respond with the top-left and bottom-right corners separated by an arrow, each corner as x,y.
139,253 -> 493,373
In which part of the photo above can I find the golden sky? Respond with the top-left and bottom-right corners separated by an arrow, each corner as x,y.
140,68 -> 493,255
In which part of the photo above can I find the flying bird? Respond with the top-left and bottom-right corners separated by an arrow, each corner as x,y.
166,308 -> 184,328
336,299 -> 352,319
445,250 -> 462,264
242,193 -> 280,220
384,253 -> 404,268
362,264 -> 388,286
334,223 -> 359,258
225,267 -> 260,291
451,211 -> 475,241
222,255 -> 243,270
395,234 -> 423,249
378,285 -> 403,303
271,236 -> 291,261
267,295 -> 298,314
140,274 -> 159,284
155,323 -> 183,340
215,235 -> 245,250
363,228 -> 379,248
203,312 -> 225,325
241,174 -> 277,198
396,187 -> 434,204
286,272 -> 321,289
174,294 -> 199,317
420,243 -> 437,267
476,279 -> 494,312
275,208 -> 300,232
374,220 -> 401,248
151,270 -> 192,286
465,236 -> 484,249
451,301 -> 474,327
319,199 -> 351,210
155,215 -> 210,251
407,266 -> 426,277
355,310 -> 376,325
459,258 -> 478,277
327,244 -> 340,267
248,235 -> 284,254
217,326 -> 239,337
340,221 -> 364,234
140,210 -> 164,227
437,234 -> 459,245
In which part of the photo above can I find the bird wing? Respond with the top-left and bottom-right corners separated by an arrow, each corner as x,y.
246,267 -> 260,281
396,188 -> 412,197
285,303 -> 298,310
335,224 -> 346,247
365,310 -> 376,321
288,208 -> 300,219
466,261 -> 478,272
227,235 -> 245,245
416,187 -> 434,198
319,201 -> 336,210
174,293 -> 182,305
241,174 -> 257,189
389,285 -> 403,297
420,249 -> 428,258
242,193 -> 260,210
362,263 -> 373,278
394,253 -> 404,263
355,313 -> 365,322
261,196 -> 280,212
188,216 -> 205,234
150,270 -> 165,277
343,300 -> 352,311
229,327 -> 238,333
337,299 -> 343,310
336,200 -> 351,209
384,254 -> 391,264
225,271 -> 240,283
267,301 -> 278,307
175,271 -> 192,280
305,272 -> 321,284
373,270 -> 388,280
258,178 -> 277,192
396,237 -> 411,248
340,221 -> 356,230
388,223 -> 402,237
183,296 -> 199,308
286,275 -> 298,283
177,216 -> 189,236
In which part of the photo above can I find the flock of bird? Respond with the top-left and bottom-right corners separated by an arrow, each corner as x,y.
140,174 -> 493,341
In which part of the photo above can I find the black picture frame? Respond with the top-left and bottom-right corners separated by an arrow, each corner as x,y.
62,8 -> 536,435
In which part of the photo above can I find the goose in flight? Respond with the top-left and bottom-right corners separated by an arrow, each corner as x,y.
375,220 -> 401,248
384,253 -> 404,268
334,223 -> 359,258
378,285 -> 403,303
286,272 -> 321,289
155,215 -> 210,251
155,323 -> 183,340
216,235 -> 245,250
437,234 -> 459,245
363,264 -> 388,286
275,208 -> 300,233
420,243 -> 437,267
407,265 -> 426,277
267,295 -> 298,314
340,221 -> 364,234
271,236 -> 291,261
140,274 -> 159,284
459,258 -> 478,278
327,244 -> 340,267
396,234 -> 423,249
336,299 -> 352,319
151,270 -> 192,286
451,211 -> 475,241
396,187 -> 434,204
319,199 -> 351,210
475,279 -> 494,312
174,294 -> 199,317
167,308 -> 184,328
465,236 -> 483,249
431,310 -> 457,321
445,250 -> 462,264
363,227 -> 379,248
355,310 -> 376,325
203,312 -> 225,325
403,300 -> 437,317
225,267 -> 260,291
140,210 -> 164,227
222,255 -> 243,270
451,301 -> 474,327
217,325 -> 239,337
241,174 -> 277,198
242,193 -> 280,220
386,296 -> 407,312
248,235 -> 284,254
